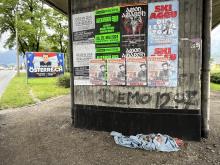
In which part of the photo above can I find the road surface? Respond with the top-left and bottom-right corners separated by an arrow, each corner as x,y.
0,70 -> 16,97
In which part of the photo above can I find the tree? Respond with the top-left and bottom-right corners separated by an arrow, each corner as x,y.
45,8 -> 69,70
0,0 -> 18,50
46,9 -> 68,53
0,0 -> 68,56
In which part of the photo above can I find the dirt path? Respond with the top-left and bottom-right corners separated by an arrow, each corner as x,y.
0,93 -> 220,165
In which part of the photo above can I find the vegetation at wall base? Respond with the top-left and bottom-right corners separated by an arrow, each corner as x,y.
211,73 -> 220,84
0,73 -> 70,110
211,82 -> 220,92
57,74 -> 70,88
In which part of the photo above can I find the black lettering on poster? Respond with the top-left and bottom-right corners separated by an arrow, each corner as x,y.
95,6 -> 121,59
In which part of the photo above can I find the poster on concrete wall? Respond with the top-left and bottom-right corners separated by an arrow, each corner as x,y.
126,57 -> 147,86
121,5 -> 147,58
107,58 -> 126,85
72,12 -> 96,85
95,6 -> 121,59
147,46 -> 178,87
147,1 -> 179,87
72,11 -> 95,41
26,52 -> 64,78
89,59 -> 107,85
73,42 -> 95,85
148,1 -> 179,45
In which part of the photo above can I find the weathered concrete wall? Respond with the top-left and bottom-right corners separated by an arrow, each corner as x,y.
72,0 -> 203,110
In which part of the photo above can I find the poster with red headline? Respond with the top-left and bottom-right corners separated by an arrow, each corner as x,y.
107,58 -> 126,85
148,45 -> 178,87
148,1 -> 179,45
126,57 -> 147,86
89,59 -> 107,85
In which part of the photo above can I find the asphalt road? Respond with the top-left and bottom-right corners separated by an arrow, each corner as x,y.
0,70 -> 16,97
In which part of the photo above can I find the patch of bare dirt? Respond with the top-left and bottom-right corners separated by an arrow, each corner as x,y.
0,94 -> 220,165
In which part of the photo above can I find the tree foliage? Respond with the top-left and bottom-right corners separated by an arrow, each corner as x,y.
0,0 -> 68,56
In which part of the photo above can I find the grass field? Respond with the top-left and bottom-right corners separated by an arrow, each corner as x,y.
210,66 -> 220,91
211,66 -> 220,74
211,82 -> 220,91
0,73 -> 70,110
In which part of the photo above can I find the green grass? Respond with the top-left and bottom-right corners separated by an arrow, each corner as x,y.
0,73 -> 70,109
0,74 -> 34,109
211,82 -> 220,92
28,76 -> 70,101
211,67 -> 220,74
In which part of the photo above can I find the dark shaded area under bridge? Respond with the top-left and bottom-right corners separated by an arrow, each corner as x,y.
43,0 -> 220,29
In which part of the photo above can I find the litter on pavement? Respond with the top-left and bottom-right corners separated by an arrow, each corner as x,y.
110,131 -> 183,152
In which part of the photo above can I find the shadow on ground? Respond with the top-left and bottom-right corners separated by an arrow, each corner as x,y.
0,93 -> 220,165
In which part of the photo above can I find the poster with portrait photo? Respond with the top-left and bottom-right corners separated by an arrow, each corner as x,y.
126,57 -> 147,86
148,45 -> 178,87
26,52 -> 64,78
107,58 -> 126,85
89,59 -> 107,85
121,5 -> 147,58
148,1 -> 179,45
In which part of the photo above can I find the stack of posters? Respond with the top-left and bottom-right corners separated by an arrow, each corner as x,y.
72,12 -> 96,85
148,1 -> 179,87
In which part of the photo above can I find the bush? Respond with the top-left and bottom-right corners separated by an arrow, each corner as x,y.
57,74 -> 70,88
211,73 -> 220,84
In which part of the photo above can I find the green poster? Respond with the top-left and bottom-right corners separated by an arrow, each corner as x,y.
95,6 -> 121,59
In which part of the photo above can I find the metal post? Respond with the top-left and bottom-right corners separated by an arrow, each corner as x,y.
68,0 -> 75,125
201,0 -> 212,138
26,54 -> 28,84
16,10 -> 20,76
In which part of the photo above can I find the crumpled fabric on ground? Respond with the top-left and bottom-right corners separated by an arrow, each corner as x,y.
110,131 -> 180,152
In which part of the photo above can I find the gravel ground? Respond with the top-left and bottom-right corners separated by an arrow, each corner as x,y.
0,93 -> 220,165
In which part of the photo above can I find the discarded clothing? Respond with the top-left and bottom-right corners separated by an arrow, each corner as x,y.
110,131 -> 181,152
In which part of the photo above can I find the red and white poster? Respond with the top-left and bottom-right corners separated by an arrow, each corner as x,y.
148,46 -> 178,87
107,58 -> 126,85
126,57 -> 147,86
89,59 -> 106,85
148,1 -> 179,45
